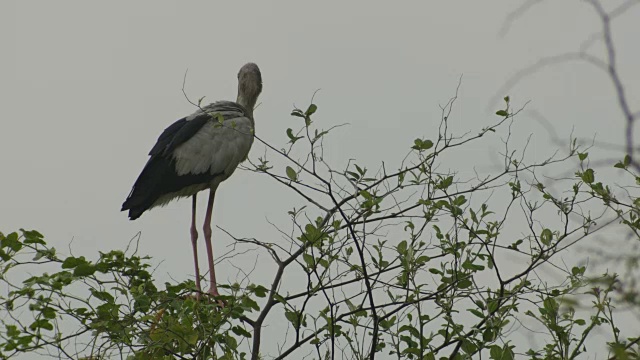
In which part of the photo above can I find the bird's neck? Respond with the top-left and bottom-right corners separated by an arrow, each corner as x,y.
237,93 -> 256,118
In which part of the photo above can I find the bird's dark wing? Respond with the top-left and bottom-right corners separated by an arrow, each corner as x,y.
122,114 -> 212,219
121,157 -> 216,220
148,115 -> 209,156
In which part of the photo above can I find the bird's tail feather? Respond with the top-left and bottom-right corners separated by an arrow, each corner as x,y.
121,157 -> 169,220
121,155 -> 219,220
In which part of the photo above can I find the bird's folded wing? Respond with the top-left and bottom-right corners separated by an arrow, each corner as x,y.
148,116 -> 209,156
172,115 -> 254,177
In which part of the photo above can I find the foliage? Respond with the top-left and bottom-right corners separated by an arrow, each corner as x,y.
1,92 -> 639,359
0,229 -> 263,359
3,2 -> 640,356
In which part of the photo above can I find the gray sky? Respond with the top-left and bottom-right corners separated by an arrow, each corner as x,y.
1,0 -> 639,357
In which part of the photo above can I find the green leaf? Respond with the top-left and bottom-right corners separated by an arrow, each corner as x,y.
252,284 -> 268,298
581,168 -> 595,184
437,176 -> 454,190
1,232 -> 22,252
468,309 -> 484,319
286,128 -> 303,144
571,266 -> 585,276
540,228 -> 553,246
284,310 -> 301,328
398,324 -> 421,338
286,166 -> 297,181
242,296 -> 260,311
578,152 -> 588,161
490,345 -> 503,359
496,110 -> 508,117
461,339 -> 477,354
22,230 -> 45,245
291,109 -> 305,118
411,139 -> 434,151
134,295 -> 151,312
29,319 -> 53,332
312,129 -> 329,143
462,260 -> 485,271
346,171 -> 359,181
453,195 -> 467,206
397,240 -> 408,255
345,247 -> 353,256
73,263 -> 96,277
379,316 -> 396,330
487,300 -> 499,313
61,256 -> 86,269
42,307 -> 56,319
615,155 -> 632,169
359,190 -> 372,200
90,289 -> 115,303
305,104 -> 318,116
302,253 -> 314,267
483,328 -> 496,342
231,325 -> 252,338
318,258 -> 329,268
186,332 -> 199,345
16,334 -> 33,346
502,346 -> 515,360
416,255 -> 430,265
6,325 -> 20,337
458,278 -> 473,289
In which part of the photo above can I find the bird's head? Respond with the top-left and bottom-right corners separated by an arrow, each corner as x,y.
237,63 -> 262,112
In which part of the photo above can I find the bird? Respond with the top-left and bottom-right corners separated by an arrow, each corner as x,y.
122,63 -> 262,298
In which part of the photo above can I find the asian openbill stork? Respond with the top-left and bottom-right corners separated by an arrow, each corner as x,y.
122,63 -> 262,298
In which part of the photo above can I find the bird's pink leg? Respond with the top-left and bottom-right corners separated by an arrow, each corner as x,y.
203,189 -> 220,297
190,194 -> 202,296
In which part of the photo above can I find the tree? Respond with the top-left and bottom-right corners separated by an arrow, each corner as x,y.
1,1 -> 639,359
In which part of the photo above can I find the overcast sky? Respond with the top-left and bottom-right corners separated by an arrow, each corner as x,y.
1,0 -> 639,357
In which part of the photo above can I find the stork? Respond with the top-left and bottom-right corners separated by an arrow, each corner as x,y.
122,63 -> 262,298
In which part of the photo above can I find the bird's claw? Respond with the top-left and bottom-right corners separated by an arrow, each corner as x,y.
208,289 -> 225,308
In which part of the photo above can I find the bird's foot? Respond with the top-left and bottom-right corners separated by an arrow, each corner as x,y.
181,292 -> 224,309
208,288 -> 225,308
180,291 -> 203,302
